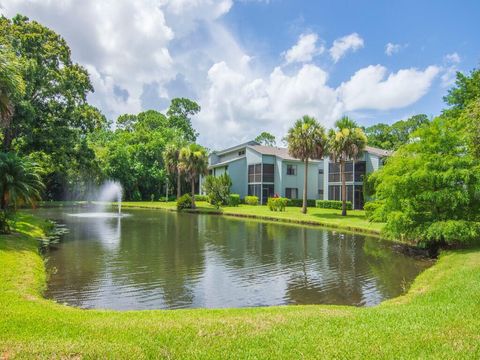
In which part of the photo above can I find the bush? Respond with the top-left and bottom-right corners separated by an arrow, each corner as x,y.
159,196 -> 177,202
202,174 -> 232,208
228,194 -> 240,206
364,200 -> 387,222
267,197 -> 288,212
286,199 -> 316,207
244,196 -> 259,206
194,194 -> 209,202
316,200 -> 352,210
177,194 -> 193,210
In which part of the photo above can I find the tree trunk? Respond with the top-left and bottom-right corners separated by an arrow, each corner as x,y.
176,171 -> 181,199
302,158 -> 308,214
2,128 -> 13,152
341,160 -> 347,216
191,178 -> 196,209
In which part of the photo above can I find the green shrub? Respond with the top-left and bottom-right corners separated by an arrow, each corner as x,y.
194,194 -> 209,202
244,196 -> 259,206
159,196 -> 177,202
316,200 -> 352,210
202,174 -> 232,208
229,194 -> 240,206
286,199 -> 316,207
364,200 -> 386,222
267,197 -> 288,212
177,194 -> 193,210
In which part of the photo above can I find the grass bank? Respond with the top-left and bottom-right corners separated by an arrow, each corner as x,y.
1,213 -> 479,358
120,201 -> 384,235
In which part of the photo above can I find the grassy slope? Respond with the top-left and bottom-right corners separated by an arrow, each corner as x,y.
120,201 -> 384,235
1,214 -> 480,358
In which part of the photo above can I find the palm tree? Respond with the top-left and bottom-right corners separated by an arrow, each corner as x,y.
0,153 -> 44,233
163,142 -> 184,199
328,116 -> 367,216
0,48 -> 25,151
178,144 -> 209,209
285,115 -> 328,214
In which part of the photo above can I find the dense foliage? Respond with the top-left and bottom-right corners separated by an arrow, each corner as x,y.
364,114 -> 430,150
368,69 -> 480,247
202,173 -> 232,209
244,196 -> 259,206
267,197 -> 288,212
0,15 -> 106,200
0,152 -> 44,233
316,200 -> 352,210
176,194 -> 193,211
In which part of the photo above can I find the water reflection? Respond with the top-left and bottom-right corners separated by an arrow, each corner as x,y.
37,208 -> 431,310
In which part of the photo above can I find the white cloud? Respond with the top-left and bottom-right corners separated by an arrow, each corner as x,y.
441,52 -> 461,88
444,52 -> 461,64
339,65 -> 440,111
0,0 -> 235,118
385,42 -> 404,56
329,33 -> 364,63
0,2 -> 440,149
284,33 -> 324,64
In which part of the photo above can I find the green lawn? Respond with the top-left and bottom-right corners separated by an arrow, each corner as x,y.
1,213 -> 480,358
120,201 -> 384,235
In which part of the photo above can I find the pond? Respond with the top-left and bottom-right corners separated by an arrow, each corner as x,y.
36,207 -> 431,310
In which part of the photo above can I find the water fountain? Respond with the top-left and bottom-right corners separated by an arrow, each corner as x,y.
69,180 -> 127,218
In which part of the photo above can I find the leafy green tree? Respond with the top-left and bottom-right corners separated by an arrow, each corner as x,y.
255,132 -> 276,146
178,144 -> 208,209
0,15 -> 106,199
285,115 -> 328,214
0,46 -> 25,136
364,114 -> 429,150
443,68 -> 480,114
0,152 -> 44,233
167,98 -> 200,142
328,116 -> 367,216
202,174 -> 232,208
368,116 -> 480,247
163,141 -> 185,199
93,111 -> 178,200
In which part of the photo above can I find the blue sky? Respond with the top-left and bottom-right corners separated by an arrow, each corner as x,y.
1,0 -> 479,148
224,0 -> 479,125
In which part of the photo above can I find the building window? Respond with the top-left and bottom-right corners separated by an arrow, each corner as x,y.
328,162 -> 353,182
318,168 -> 324,174
354,161 -> 366,182
248,164 -> 262,183
248,184 -> 261,198
238,150 -> 245,156
263,164 -> 274,183
318,189 -> 324,197
286,164 -> 297,175
285,188 -> 298,199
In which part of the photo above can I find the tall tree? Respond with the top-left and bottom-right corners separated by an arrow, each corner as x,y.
167,98 -> 200,142
0,152 -> 44,233
364,114 -> 429,150
285,115 -> 328,214
178,144 -> 208,209
0,46 -> 25,139
443,68 -> 480,114
255,131 -> 276,147
328,116 -> 367,216
0,15 -> 105,199
163,141 -> 185,199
